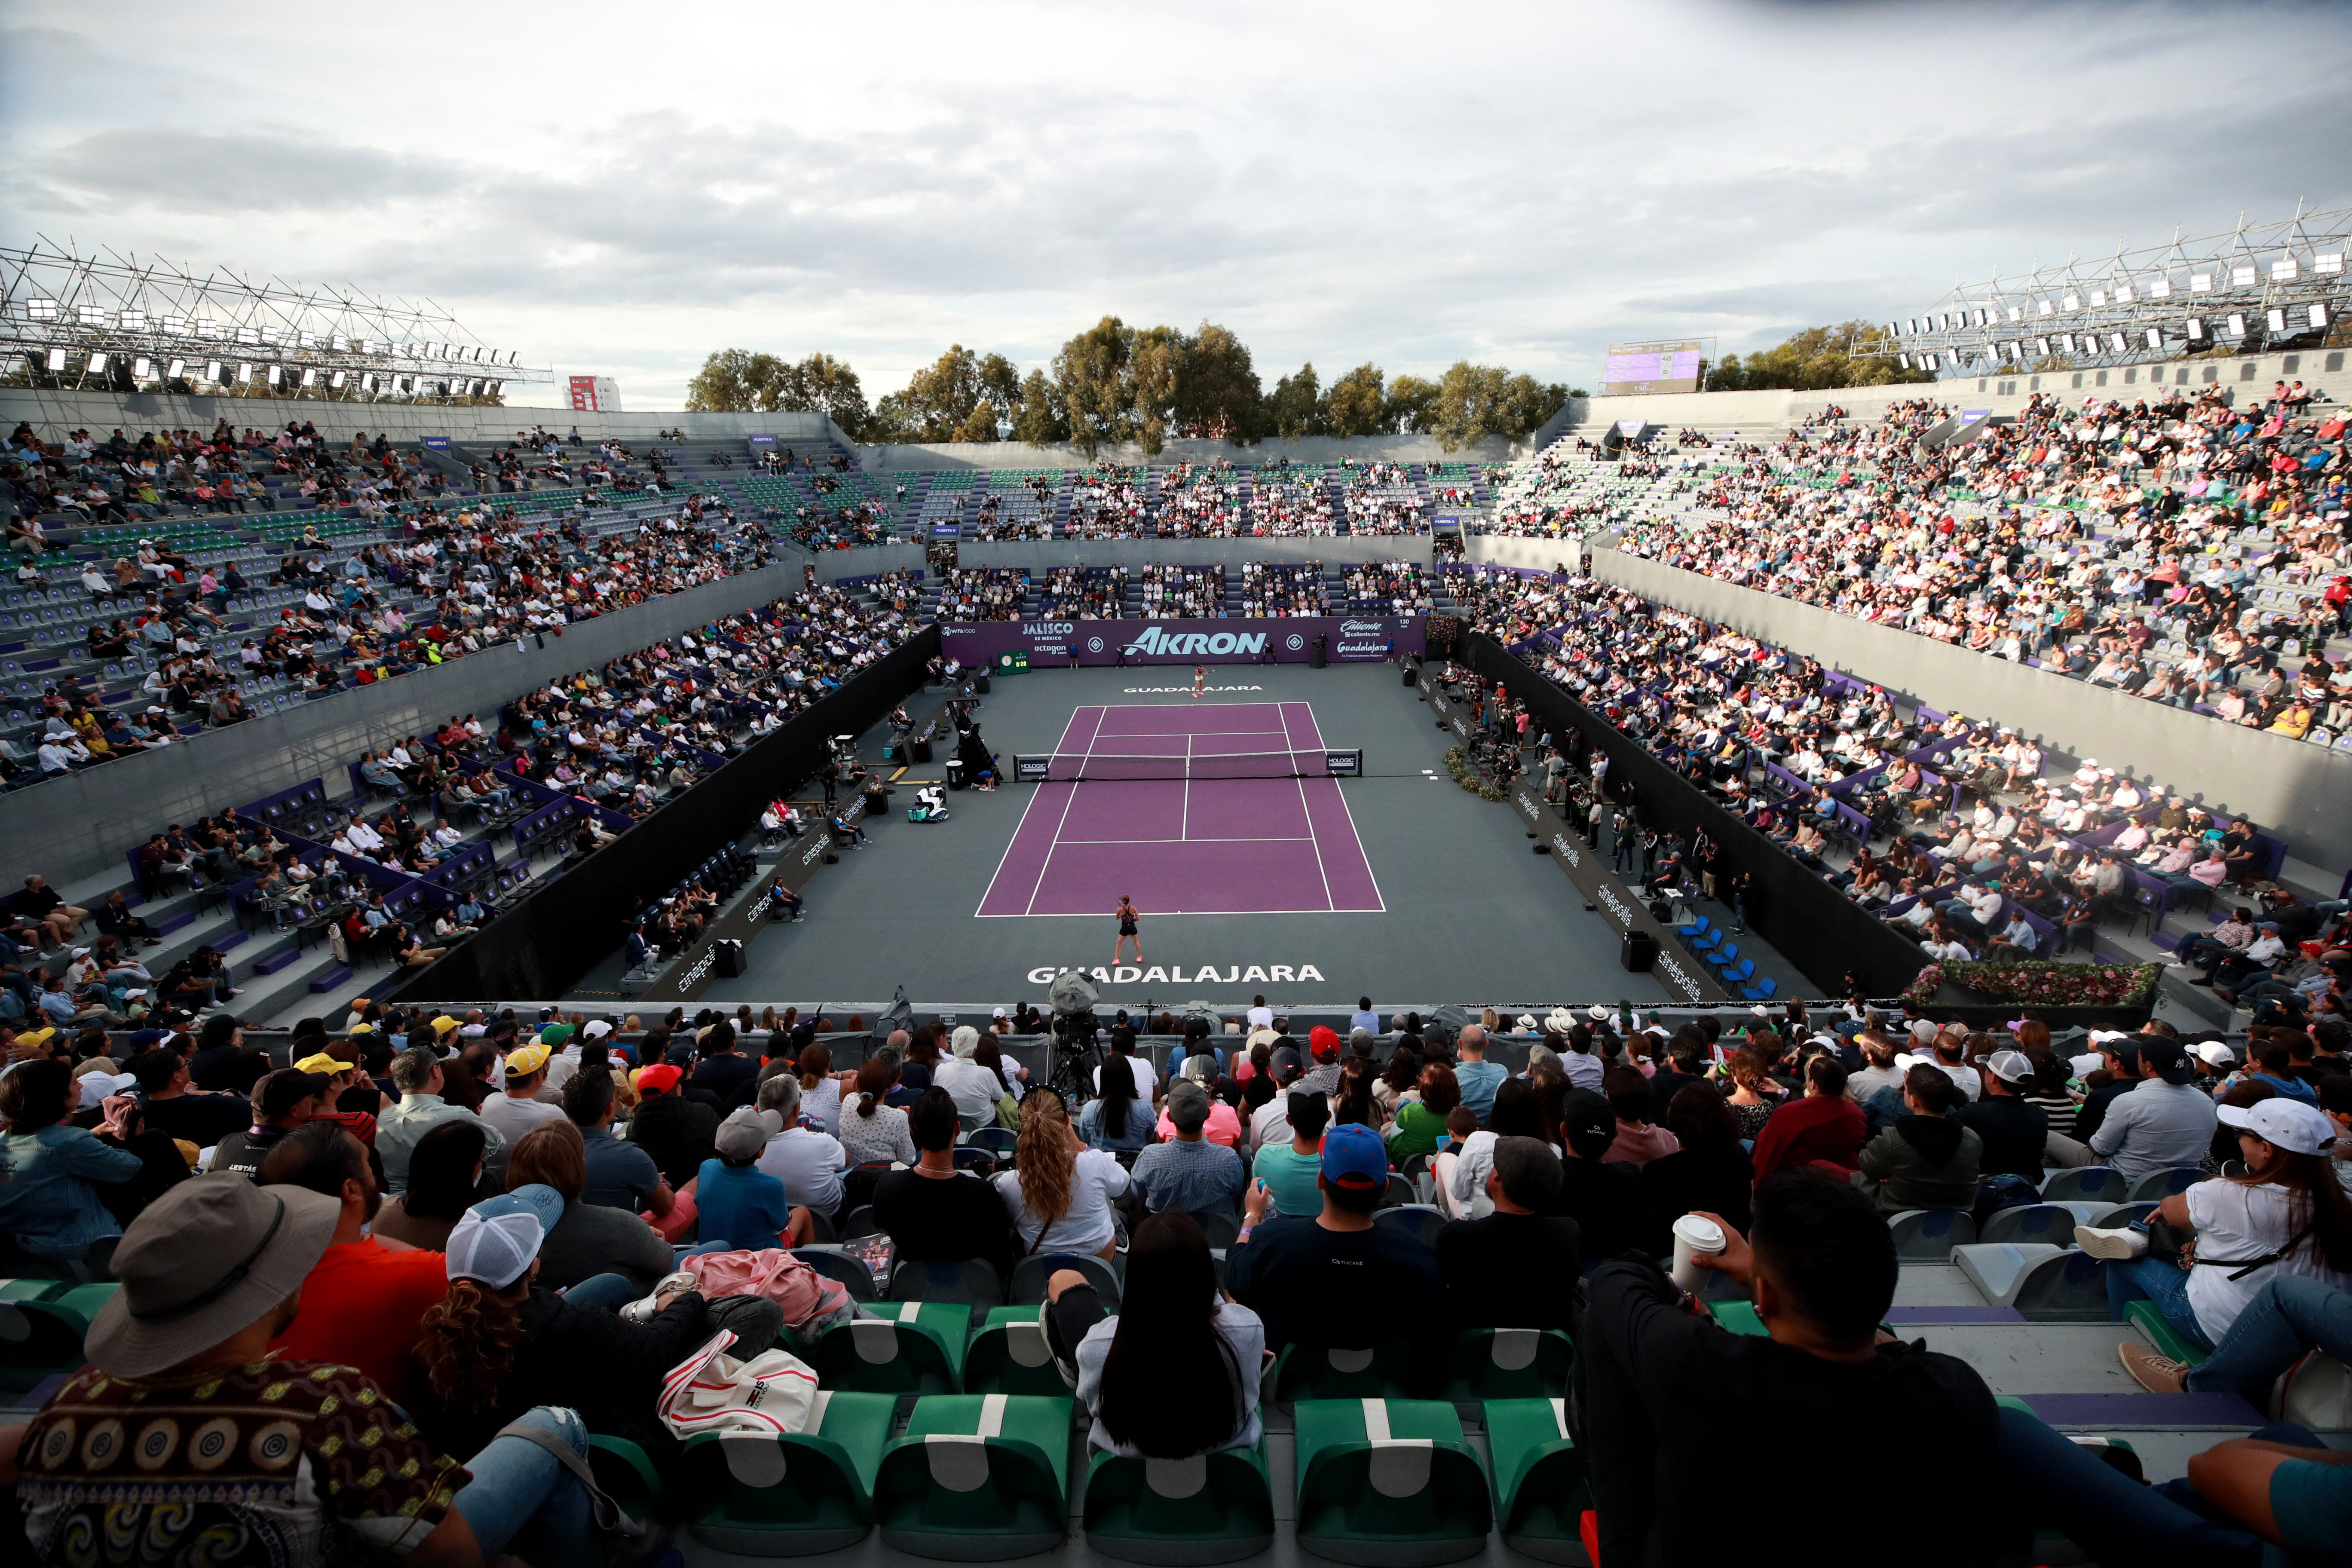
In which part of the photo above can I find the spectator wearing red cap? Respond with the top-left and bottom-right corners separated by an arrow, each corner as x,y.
625,1062 -> 717,1190
1295,1026 -> 1344,1099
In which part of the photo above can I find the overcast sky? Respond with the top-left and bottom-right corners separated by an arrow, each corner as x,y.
5,0 -> 2347,410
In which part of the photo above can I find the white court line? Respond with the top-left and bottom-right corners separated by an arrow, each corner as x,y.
1289,697 -> 1388,914
1054,836 -> 1316,844
1181,734 -> 1191,842
1293,768 -> 1336,912
1023,706 -> 1102,917
977,906 -> 1375,919
976,704 -> 1094,918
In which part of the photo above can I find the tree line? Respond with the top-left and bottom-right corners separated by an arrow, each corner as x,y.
1701,321 -> 1934,392
684,317 -> 1584,455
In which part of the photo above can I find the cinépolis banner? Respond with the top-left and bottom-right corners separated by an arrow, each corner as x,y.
940,615 -> 1423,667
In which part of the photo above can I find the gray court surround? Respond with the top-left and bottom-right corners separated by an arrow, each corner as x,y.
674,661 -> 1796,1012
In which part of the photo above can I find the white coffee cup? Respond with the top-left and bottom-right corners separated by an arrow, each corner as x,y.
1670,1214 -> 1726,1295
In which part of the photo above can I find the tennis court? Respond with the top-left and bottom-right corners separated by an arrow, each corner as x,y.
976,701 -> 1384,917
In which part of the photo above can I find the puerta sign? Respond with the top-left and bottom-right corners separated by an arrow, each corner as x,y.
938,616 -> 1424,667
1414,662 -> 1726,1005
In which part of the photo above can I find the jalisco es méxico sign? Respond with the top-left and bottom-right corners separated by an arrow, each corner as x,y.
938,616 -> 1424,667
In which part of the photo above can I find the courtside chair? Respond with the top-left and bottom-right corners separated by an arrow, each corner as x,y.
873,1393 -> 1074,1560
1083,1442 -> 1277,1565
1292,1398 -> 1492,1567
1675,912 -> 1710,945
1742,976 -> 1779,1004
1718,957 -> 1756,990
1707,941 -> 1738,975
1481,1398 -> 1592,1564
799,1302 -> 967,1395
671,1389 -> 897,1555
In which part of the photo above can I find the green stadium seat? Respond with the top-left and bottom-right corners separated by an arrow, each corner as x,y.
1271,1341 -> 1419,1406
1292,1398 -> 1491,1566
0,1280 -> 118,1390
672,1389 -> 896,1554
1481,1398 -> 1592,1564
799,1301 -> 968,1395
874,1393 -> 1074,1559
2123,1299 -> 2210,1366
1082,1441 -> 1277,1565
1439,1328 -> 1573,1403
585,1435 -> 673,1531
963,1304 -> 1071,1397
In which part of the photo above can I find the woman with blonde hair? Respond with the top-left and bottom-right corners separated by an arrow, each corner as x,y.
995,1088 -> 1131,1258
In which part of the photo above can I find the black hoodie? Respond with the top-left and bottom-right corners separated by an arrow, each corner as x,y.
1856,1114 -> 1981,1213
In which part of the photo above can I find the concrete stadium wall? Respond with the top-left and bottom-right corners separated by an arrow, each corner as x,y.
957,535 -> 1431,573
1583,548 -> 2352,875
2,560 -> 806,890
1465,535 -> 1582,573
812,543 -> 923,584
1532,349 -> 2352,445
855,433 -> 1518,472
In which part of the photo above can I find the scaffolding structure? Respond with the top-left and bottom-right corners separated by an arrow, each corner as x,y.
1863,203 -> 2350,378
0,236 -> 554,401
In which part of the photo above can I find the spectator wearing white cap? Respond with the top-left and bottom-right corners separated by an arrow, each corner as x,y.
1955,1050 -> 2048,1179
934,1024 -> 1008,1131
2081,1098 -> 2352,1359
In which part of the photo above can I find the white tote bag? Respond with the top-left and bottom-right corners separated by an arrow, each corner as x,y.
657,1329 -> 822,1440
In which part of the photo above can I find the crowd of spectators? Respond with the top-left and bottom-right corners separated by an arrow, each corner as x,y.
1068,463 -> 1151,540
0,997 -> 2343,1564
1039,565 -> 1129,619
7,434 -> 778,790
1590,386 -> 2352,744
1137,563 -> 1225,617
937,567 -> 1029,620
1237,560 -> 1325,616
1445,564 -> 2344,986
1340,560 -> 1433,614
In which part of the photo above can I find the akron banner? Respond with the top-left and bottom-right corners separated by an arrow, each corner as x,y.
938,615 -> 1424,668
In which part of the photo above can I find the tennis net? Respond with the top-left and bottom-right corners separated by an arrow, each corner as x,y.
1014,747 -> 1363,783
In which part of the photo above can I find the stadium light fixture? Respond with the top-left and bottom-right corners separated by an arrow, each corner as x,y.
2035,336 -> 2051,356
2272,258 -> 2299,281
2315,253 -> 2344,276
2312,303 -> 2331,330
2090,291 -> 2107,308
2144,328 -> 2162,350
45,346 -> 65,371
2185,318 -> 2205,340
2225,313 -> 2247,337
2006,306 -> 2022,323
1923,353 -> 1939,371
86,352 -> 107,374
132,356 -> 151,378
2267,308 -> 2288,334
2113,284 -> 2134,303
361,373 -> 377,393
329,369 -> 347,389
77,305 -> 104,325
2230,265 -> 2257,288
1898,352 -> 1911,369
162,314 -> 187,333
2190,274 -> 2212,293
26,299 -> 59,321
166,358 -> 186,380
299,368 -> 317,388
119,309 -> 146,329
2108,332 -> 2128,353
2062,293 -> 2081,311
202,360 -> 221,382
2148,278 -> 2172,299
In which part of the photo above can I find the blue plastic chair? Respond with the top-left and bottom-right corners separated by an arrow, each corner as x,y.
1742,976 -> 1778,1003
1676,913 -> 1711,943
1719,956 -> 1756,988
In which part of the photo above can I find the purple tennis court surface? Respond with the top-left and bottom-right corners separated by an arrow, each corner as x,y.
977,702 -> 1384,917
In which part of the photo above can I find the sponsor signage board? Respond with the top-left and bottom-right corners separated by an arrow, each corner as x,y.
938,616 -> 1423,667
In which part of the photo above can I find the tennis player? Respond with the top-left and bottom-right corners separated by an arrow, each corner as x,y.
1191,665 -> 1206,699
1114,895 -> 1143,964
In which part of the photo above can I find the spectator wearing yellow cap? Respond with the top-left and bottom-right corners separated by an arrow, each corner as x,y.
479,1043 -> 567,1146
293,1050 -> 390,1148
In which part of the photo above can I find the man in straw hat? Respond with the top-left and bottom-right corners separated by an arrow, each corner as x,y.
0,1175 -> 597,1564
